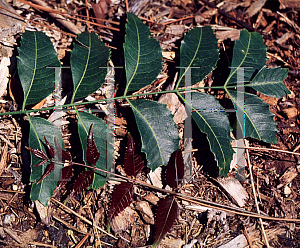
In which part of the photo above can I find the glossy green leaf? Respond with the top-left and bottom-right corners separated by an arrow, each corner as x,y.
71,32 -> 109,102
186,92 -> 234,177
228,90 -> 278,144
77,111 -> 113,189
17,31 -> 60,110
178,26 -> 219,87
124,12 -> 163,94
225,30 -> 267,86
129,99 -> 179,171
28,117 -> 63,206
247,66 -> 290,98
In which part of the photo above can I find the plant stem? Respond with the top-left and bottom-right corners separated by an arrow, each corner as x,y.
1,85 -> 239,116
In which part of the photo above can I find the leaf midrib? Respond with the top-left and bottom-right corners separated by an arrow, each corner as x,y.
72,34 -> 92,103
128,99 -> 164,166
124,15 -> 140,95
22,33 -> 37,111
176,29 -> 203,89
224,32 -> 261,140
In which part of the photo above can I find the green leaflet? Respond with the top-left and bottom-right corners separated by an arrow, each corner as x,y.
17,31 -> 60,110
177,26 -> 219,87
71,32 -> 109,102
28,117 -> 63,206
247,66 -> 290,98
129,99 -> 179,171
186,92 -> 234,177
77,111 -> 112,189
228,90 -> 278,144
225,30 -> 267,86
124,12 -> 163,94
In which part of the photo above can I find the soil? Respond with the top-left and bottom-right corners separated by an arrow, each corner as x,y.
0,0 -> 300,247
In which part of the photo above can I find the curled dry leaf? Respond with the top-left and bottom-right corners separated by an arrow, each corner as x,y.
153,195 -> 179,247
108,182 -> 134,224
86,124 -> 100,165
165,150 -> 184,190
124,133 -> 144,177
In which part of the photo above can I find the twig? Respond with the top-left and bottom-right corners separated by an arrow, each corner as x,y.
85,0 -> 90,32
0,6 -> 77,37
245,139 -> 270,248
53,215 -> 88,235
75,234 -> 89,248
125,0 -> 129,12
50,198 -> 117,239
68,161 -> 300,222
161,15 -> 194,25
233,146 -> 300,156
28,0 -> 81,34
16,0 -> 120,32
243,224 -> 254,248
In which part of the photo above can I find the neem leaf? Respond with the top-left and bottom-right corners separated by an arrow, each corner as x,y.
54,138 -> 72,162
186,92 -> 234,177
71,32 -> 109,102
56,164 -> 73,191
165,150 -> 184,189
124,12 -> 163,94
228,90 -> 278,143
28,117 -> 64,206
37,162 -> 55,184
26,147 -> 48,161
129,99 -> 179,171
225,29 -> 267,86
17,31 -> 60,110
177,26 -> 219,87
153,196 -> 179,247
44,137 -> 55,159
108,182 -> 134,224
247,66 -> 290,98
68,170 -> 94,200
124,133 -> 144,177
86,124 -> 100,165
77,111 -> 112,189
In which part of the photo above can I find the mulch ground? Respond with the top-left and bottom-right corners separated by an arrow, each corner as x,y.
0,0 -> 300,247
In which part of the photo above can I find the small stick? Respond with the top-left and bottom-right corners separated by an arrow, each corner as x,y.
125,0 -> 129,12
85,0 -> 90,32
50,198 -> 117,239
245,139 -> 270,248
161,15 -> 194,25
75,234 -> 89,248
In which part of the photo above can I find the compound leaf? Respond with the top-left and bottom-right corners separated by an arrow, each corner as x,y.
129,99 -> 179,171
153,196 -> 178,247
225,29 -> 267,86
37,162 -> 55,184
18,31 -> 60,110
178,26 -> 219,87
186,92 -> 234,177
71,32 -> 109,102
228,90 -> 278,143
124,12 -> 163,94
247,66 -> 290,98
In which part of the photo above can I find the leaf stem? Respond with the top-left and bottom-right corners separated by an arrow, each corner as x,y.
1,85 -> 239,116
